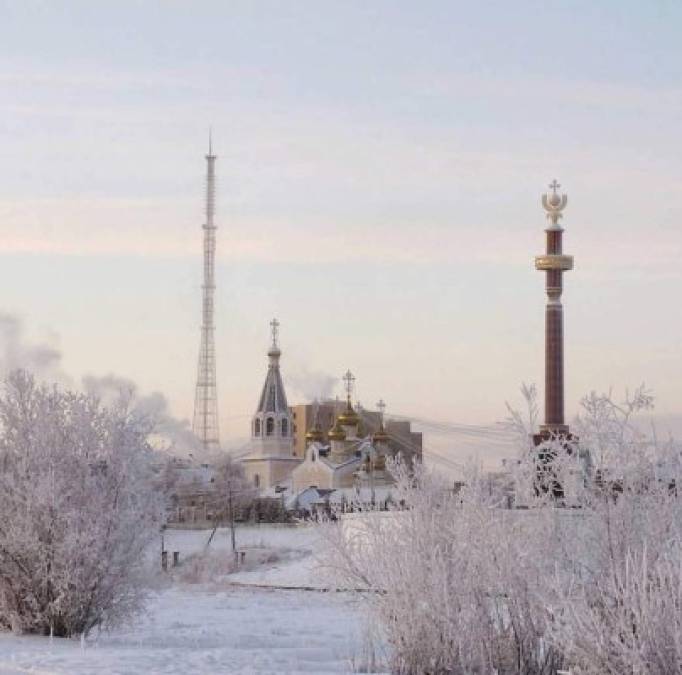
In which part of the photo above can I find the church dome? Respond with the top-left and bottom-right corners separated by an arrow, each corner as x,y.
305,425 -> 324,443
328,420 -> 347,441
337,403 -> 360,426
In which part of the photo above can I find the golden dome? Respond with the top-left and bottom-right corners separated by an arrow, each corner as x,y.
337,402 -> 360,426
327,421 -> 347,441
305,425 -> 324,443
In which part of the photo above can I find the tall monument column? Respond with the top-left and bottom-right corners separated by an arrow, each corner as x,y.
534,179 -> 573,442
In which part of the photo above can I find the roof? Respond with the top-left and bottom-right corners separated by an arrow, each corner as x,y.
285,485 -> 396,509
256,350 -> 289,414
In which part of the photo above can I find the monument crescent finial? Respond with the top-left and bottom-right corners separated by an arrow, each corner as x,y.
542,179 -> 568,226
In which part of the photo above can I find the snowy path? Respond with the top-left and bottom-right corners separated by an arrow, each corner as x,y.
0,586 -> 370,674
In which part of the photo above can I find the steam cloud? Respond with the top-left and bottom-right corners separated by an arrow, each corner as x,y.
0,312 -> 70,384
0,312 -> 199,455
285,367 -> 338,402
82,373 -> 201,454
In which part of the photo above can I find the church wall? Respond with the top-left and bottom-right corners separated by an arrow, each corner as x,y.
331,462 -> 361,489
241,459 -> 273,490
270,459 -> 301,485
291,451 -> 362,492
248,435 -> 295,459
241,457 -> 301,490
292,460 -> 335,492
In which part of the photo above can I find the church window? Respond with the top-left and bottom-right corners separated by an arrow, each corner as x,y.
254,474 -> 260,488
266,417 -> 274,435
254,418 -> 261,436
281,418 -> 288,436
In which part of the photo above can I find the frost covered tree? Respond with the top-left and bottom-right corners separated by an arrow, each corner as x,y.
0,370 -> 163,637
319,385 -> 682,674
546,387 -> 682,675
320,459 -> 564,674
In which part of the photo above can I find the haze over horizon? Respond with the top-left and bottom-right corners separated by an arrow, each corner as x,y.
2,1 -> 681,467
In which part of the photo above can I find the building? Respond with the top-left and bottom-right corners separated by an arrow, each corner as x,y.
239,320 -> 301,489
290,371 -> 396,493
290,400 -> 343,458
239,325 -> 422,494
166,460 -> 219,525
290,400 -> 422,464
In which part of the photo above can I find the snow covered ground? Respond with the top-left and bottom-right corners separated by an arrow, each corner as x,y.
0,525 -> 384,675
163,524 -> 321,589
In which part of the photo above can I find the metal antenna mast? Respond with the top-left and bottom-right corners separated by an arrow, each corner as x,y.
192,133 -> 220,450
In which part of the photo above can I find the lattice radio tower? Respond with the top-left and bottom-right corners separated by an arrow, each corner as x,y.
192,134 -> 220,450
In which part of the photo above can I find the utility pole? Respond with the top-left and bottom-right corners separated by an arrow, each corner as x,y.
228,479 -> 236,556
205,475 -> 238,555
160,524 -> 167,571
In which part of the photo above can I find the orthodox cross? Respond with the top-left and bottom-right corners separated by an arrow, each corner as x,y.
376,398 -> 386,418
549,179 -> 561,194
270,318 -> 280,348
342,369 -> 355,404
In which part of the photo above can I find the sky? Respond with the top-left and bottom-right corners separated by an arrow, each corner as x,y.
1,1 -> 681,465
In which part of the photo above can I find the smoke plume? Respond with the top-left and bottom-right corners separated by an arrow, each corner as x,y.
0,312 -> 199,455
82,373 -> 201,455
285,367 -> 338,402
0,312 -> 70,384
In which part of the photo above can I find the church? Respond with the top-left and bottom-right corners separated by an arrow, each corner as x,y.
289,371 -> 394,493
239,321 -> 405,496
239,320 -> 300,489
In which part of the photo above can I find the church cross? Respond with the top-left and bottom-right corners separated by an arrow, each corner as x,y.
548,179 -> 561,194
270,318 -> 280,348
342,369 -> 355,402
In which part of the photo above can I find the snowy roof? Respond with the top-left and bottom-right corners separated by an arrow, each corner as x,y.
286,486 -> 339,510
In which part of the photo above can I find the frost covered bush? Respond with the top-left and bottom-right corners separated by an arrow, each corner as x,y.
173,550 -> 239,584
0,370 -> 163,637
320,386 -> 682,674
546,388 -> 682,674
321,461 -> 564,674
174,548 -> 282,585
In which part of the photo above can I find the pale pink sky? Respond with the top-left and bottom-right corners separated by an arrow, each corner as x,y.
1,2 -> 681,468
